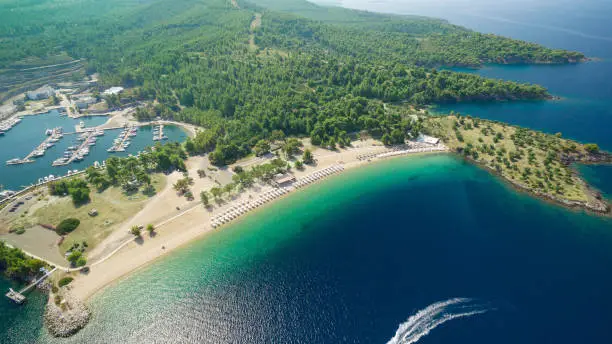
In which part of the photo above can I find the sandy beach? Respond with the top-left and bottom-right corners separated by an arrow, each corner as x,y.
69,140 -> 447,301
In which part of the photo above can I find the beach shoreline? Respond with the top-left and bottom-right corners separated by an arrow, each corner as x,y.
68,143 -> 448,303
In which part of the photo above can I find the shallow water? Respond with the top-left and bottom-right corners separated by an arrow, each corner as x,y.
16,154 -> 608,344
1,1 -> 612,343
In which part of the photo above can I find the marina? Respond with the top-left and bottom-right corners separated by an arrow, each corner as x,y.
0,111 -> 187,191
52,130 -> 98,166
0,117 -> 22,134
5,127 -> 63,166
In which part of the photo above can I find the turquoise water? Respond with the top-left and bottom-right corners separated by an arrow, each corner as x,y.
3,154 -> 609,343
2,1 -> 612,343
0,110 -> 187,191
0,278 -> 48,344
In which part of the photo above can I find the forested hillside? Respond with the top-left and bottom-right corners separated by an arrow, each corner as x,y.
0,0 -> 584,165
247,0 -> 585,66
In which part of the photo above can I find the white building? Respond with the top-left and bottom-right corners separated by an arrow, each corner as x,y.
272,173 -> 296,187
26,85 -> 55,100
74,96 -> 97,109
103,87 -> 124,96
416,134 -> 440,145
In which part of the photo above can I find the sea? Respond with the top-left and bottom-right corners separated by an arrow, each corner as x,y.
0,110 -> 187,191
1,1 -> 612,343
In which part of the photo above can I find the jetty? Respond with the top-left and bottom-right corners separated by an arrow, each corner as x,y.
5,267 -> 57,304
6,127 -> 63,165
52,131 -> 96,166
152,124 -> 167,141
108,126 -> 137,152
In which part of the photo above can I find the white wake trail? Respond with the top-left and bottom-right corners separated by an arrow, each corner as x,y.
387,298 -> 489,344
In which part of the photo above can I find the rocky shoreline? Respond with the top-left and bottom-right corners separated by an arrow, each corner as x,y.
477,156 -> 610,215
44,290 -> 90,338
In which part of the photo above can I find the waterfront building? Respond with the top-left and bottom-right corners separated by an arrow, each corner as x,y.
416,134 -> 440,145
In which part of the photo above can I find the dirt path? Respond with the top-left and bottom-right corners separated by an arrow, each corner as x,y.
249,13 -> 262,51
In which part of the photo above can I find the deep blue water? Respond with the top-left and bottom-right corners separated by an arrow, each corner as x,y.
1,1 -> 611,343
12,155 -> 612,344
0,110 -> 187,191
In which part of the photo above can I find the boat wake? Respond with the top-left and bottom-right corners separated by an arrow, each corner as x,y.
386,298 -> 489,344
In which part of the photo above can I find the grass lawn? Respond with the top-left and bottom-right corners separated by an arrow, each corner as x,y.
31,174 -> 167,254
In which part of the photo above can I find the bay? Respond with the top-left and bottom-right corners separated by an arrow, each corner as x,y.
1,1 -> 611,343
330,0 -> 612,196
17,154 -> 610,344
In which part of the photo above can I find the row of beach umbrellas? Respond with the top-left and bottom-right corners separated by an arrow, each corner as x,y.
293,165 -> 344,188
211,165 -> 345,228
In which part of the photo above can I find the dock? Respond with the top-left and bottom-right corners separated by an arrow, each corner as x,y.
108,126 -> 137,152
52,131 -> 97,166
6,127 -> 63,166
152,124 -> 167,141
5,267 -> 57,304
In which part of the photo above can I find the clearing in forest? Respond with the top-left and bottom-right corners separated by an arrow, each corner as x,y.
249,13 -> 262,51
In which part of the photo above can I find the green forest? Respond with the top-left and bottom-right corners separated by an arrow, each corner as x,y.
0,242 -> 46,282
0,0 -> 585,165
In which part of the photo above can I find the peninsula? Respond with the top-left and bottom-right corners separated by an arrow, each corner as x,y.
0,0 -> 609,338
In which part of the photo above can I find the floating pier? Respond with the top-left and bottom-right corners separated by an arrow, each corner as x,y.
5,267 -> 57,304
108,126 -> 137,152
6,127 -> 63,166
152,124 -> 167,141
0,117 -> 22,134
52,131 -> 97,166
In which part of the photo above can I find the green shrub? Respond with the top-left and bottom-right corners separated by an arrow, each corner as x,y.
584,143 -> 600,154
58,277 -> 73,288
15,228 -> 26,235
76,257 -> 87,267
67,250 -> 82,265
57,218 -> 80,235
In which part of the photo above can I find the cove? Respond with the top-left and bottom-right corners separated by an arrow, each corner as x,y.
14,154 -> 610,344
